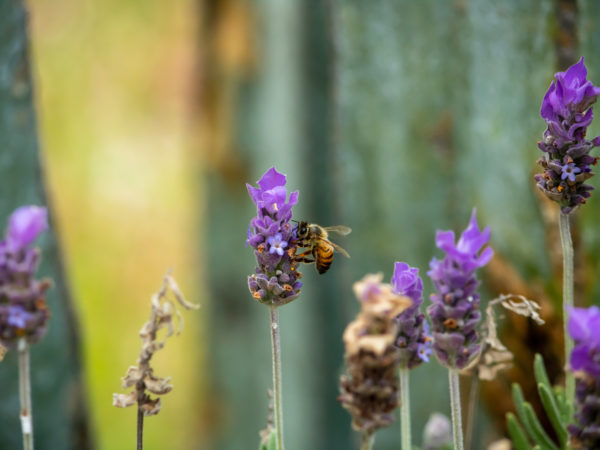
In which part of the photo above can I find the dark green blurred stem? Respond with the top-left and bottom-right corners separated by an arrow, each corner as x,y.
360,431 -> 374,450
399,367 -> 411,450
270,306 -> 284,450
558,212 -> 574,405
449,369 -> 464,450
464,375 -> 479,450
18,339 -> 33,450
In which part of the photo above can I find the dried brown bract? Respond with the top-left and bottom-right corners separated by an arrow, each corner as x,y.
463,294 -> 544,381
112,271 -> 199,416
339,273 -> 411,434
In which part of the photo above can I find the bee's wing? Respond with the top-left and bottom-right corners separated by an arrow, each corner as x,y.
327,240 -> 350,258
323,225 -> 352,236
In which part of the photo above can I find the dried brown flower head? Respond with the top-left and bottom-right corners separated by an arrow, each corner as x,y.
112,271 -> 199,416
339,273 -> 411,434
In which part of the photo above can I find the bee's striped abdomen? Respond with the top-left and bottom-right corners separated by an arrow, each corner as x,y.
315,244 -> 334,274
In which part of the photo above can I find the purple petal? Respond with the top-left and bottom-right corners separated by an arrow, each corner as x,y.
288,190 -> 299,207
246,183 -> 262,205
6,206 -> 48,250
569,306 -> 600,341
262,186 -> 287,213
570,344 -> 591,371
435,230 -> 456,254
257,167 -> 286,191
563,57 -> 587,85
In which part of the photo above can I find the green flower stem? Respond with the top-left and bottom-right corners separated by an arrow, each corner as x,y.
18,338 -> 33,450
270,306 -> 285,450
399,367 -> 411,450
464,375 -> 479,450
360,431 -> 374,450
448,369 -> 464,450
558,211 -> 575,405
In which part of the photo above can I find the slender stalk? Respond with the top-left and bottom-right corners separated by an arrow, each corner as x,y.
18,338 -> 33,450
360,431 -> 374,450
137,398 -> 144,450
270,306 -> 284,450
399,367 -> 411,450
464,375 -> 479,450
448,369 -> 464,450
558,211 -> 575,405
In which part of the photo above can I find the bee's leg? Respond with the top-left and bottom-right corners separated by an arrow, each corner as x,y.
293,249 -> 313,258
293,249 -> 315,263
294,256 -> 316,264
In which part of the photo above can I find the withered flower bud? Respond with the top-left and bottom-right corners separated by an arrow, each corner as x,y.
113,272 -> 198,417
339,273 -> 411,435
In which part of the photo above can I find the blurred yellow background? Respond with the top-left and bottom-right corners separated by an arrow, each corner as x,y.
28,1 -> 206,448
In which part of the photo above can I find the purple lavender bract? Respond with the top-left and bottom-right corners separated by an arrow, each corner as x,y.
246,167 -> 302,307
391,262 -> 432,368
536,57 -> 600,214
427,210 -> 493,369
567,306 -> 600,449
0,206 -> 50,348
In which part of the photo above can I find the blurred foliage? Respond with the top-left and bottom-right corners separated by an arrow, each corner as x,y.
202,0 -> 600,449
0,1 -> 90,448
27,0 -> 206,448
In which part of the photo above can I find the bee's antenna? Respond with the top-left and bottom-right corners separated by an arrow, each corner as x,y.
291,220 -> 299,224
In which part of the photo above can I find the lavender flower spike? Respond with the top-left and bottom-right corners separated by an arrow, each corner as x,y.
0,206 -> 50,349
567,306 -> 600,449
247,167 -> 301,307
427,209 -> 493,369
391,262 -> 432,369
536,57 -> 600,214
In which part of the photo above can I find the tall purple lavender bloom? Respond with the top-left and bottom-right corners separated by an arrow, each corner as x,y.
536,58 -> 600,214
246,167 -> 302,307
567,306 -> 600,449
0,206 -> 50,349
427,210 -> 493,369
391,262 -> 432,369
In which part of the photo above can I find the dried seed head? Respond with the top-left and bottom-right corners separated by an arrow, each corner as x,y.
339,273 -> 411,434
112,271 -> 198,416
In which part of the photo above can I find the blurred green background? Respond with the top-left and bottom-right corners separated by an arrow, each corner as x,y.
1,0 -> 600,449
28,0 -> 205,449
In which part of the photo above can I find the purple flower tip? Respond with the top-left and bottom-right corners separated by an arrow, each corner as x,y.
568,306 -> 600,376
434,209 -> 493,272
536,58 -> 600,213
6,206 -> 48,251
567,305 -> 600,448
391,261 -> 423,307
541,57 -> 600,121
246,167 -> 301,307
427,209 -> 491,369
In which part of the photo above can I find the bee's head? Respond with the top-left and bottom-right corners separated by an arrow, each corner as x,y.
295,221 -> 309,239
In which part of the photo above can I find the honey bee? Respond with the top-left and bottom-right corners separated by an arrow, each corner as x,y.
293,221 -> 351,274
